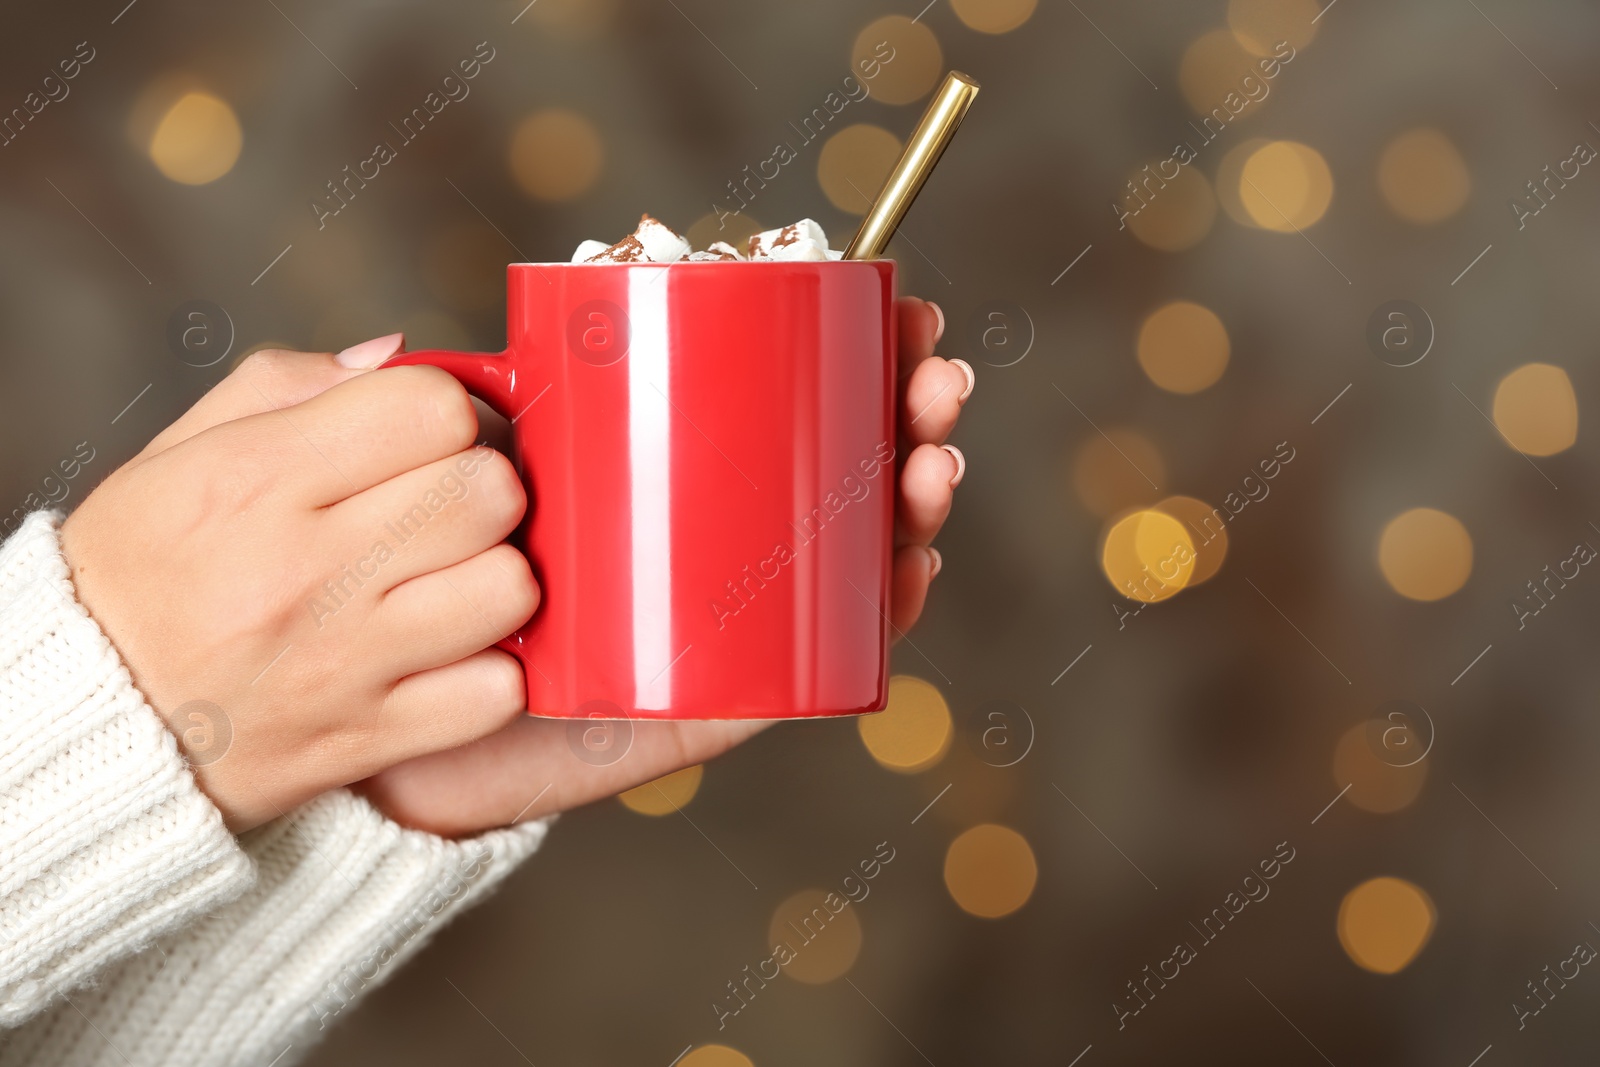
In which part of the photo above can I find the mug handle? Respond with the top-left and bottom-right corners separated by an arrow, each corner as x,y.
378,348 -> 542,692
381,348 -> 518,420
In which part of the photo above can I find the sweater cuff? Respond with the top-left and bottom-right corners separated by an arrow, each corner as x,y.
0,789 -> 550,1066
0,511 -> 254,1026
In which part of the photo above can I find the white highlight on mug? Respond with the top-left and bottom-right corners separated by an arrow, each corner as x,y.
629,268 -> 675,708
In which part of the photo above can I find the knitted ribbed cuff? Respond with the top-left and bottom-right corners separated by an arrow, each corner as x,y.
0,511 -> 254,1026
0,789 -> 549,1067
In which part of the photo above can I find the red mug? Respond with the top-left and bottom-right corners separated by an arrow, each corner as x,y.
383,260 -> 898,720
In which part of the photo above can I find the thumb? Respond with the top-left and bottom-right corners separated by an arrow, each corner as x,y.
135,333 -> 405,461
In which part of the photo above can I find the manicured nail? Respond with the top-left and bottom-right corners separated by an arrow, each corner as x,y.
927,546 -> 942,580
948,358 -> 976,403
336,332 -> 404,369
927,301 -> 946,344
941,444 -> 965,488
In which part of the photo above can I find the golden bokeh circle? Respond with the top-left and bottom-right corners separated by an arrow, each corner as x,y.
859,675 -> 952,773
1239,141 -> 1333,231
1228,0 -> 1319,56
619,764 -> 704,815
524,0 -> 619,36
1337,876 -> 1437,974
944,824 -> 1038,918
1137,301 -> 1231,394
1124,164 -> 1218,251
951,0 -> 1038,34
1377,128 -> 1471,225
1072,430 -> 1166,518
1332,722 -> 1428,814
1377,508 -> 1473,602
1216,137 -> 1272,227
1155,496 -> 1229,586
768,888 -> 863,983
1102,509 -> 1196,603
687,211 -> 766,254
1492,362 -> 1578,456
851,16 -> 942,105
1179,29 -> 1267,116
149,91 -> 243,185
818,124 -> 903,215
509,109 -> 603,201
680,1046 -> 754,1067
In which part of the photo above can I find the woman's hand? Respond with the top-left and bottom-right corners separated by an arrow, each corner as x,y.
61,335 -> 541,832
357,297 -> 973,837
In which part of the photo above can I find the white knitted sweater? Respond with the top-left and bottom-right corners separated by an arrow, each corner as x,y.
0,511 -> 549,1066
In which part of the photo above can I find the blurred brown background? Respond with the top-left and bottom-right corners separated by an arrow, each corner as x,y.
6,0 -> 1600,1063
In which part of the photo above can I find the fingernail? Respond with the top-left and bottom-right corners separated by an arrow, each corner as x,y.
948,358 -> 976,404
941,444 -> 965,488
927,301 -> 946,344
926,546 -> 942,580
336,332 -> 404,369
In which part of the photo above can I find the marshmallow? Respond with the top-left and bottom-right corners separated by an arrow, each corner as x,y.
583,215 -> 692,264
571,216 -> 839,264
766,238 -> 829,262
633,214 -> 691,263
747,219 -> 830,259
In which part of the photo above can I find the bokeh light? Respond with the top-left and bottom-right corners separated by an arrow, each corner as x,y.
1137,301 -> 1230,394
1378,508 -> 1473,602
851,16 -> 942,105
148,91 -> 242,185
1239,141 -> 1333,231
818,124 -> 903,214
1332,722 -> 1428,814
1124,164 -> 1217,251
1492,362 -> 1578,456
1072,429 -> 1166,518
1179,29 -> 1267,116
1377,128 -> 1471,224
1155,496 -> 1229,585
509,108 -> 603,201
768,888 -> 863,983
619,765 -> 704,816
523,0 -> 619,36
687,210 -> 766,254
1216,137 -> 1271,227
944,824 -> 1037,918
859,675 -> 952,772
1228,0 -> 1319,56
1102,509 -> 1196,603
951,0 -> 1037,34
1338,877 -> 1437,974
680,1046 -> 754,1067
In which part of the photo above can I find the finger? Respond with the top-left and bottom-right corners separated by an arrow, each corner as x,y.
355,648 -> 530,780
889,544 -> 939,636
369,543 -> 540,679
900,356 -> 972,448
358,716 -> 774,838
895,442 -> 960,547
135,338 -> 403,463
327,447 -> 525,589
249,364 -> 483,506
896,297 -> 942,383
